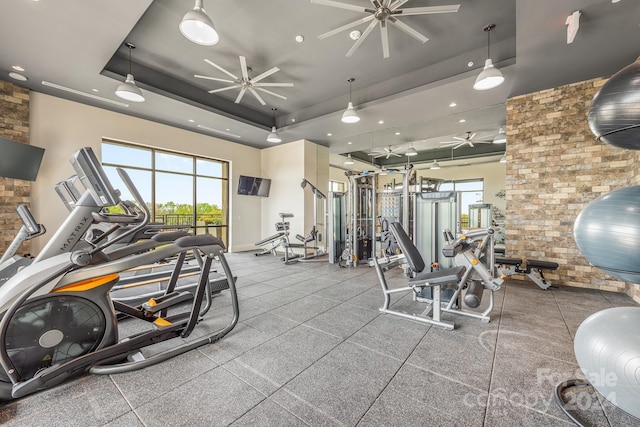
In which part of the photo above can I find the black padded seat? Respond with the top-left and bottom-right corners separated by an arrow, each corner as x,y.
175,234 -> 225,249
151,230 -> 190,243
495,256 -> 522,266
527,259 -> 559,270
409,265 -> 466,287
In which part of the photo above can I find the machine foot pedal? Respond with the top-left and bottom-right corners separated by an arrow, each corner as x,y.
142,291 -> 193,315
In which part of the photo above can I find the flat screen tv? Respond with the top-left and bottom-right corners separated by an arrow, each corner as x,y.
0,137 -> 45,181
238,175 -> 271,197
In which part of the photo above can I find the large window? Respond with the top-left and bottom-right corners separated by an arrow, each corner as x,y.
101,141 -> 229,245
439,179 -> 484,228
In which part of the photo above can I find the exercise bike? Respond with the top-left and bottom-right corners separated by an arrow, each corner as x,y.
0,147 -> 239,400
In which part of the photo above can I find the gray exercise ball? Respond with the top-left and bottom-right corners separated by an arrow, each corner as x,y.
574,307 -> 640,419
574,186 -> 640,283
588,57 -> 640,150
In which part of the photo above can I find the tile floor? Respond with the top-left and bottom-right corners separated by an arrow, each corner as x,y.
0,251 -> 638,426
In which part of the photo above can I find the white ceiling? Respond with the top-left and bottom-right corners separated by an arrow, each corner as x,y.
1,0 -> 638,166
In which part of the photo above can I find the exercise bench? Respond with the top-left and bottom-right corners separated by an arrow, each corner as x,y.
495,256 -> 559,289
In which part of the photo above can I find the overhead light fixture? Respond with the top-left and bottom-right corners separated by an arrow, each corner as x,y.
267,108 -> 281,143
344,154 -> 355,165
430,160 -> 441,170
8,72 -> 27,81
493,126 -> 507,144
341,77 -> 360,124
473,24 -> 504,91
405,144 -> 418,156
179,0 -> 219,46
115,42 -> 144,103
500,154 -> 507,163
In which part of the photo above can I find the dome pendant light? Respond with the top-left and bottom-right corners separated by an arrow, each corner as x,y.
115,42 -> 145,103
473,24 -> 504,91
341,77 -> 360,124
430,159 -> 441,170
179,0 -> 219,46
267,108 -> 282,143
344,154 -> 355,165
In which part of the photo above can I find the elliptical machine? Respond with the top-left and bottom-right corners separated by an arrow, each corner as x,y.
0,147 -> 239,400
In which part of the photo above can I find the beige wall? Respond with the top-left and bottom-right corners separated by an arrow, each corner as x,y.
260,140 -> 329,247
29,92 -> 262,253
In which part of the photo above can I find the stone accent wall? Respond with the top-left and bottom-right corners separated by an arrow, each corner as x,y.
0,80 -> 31,256
506,78 -> 640,301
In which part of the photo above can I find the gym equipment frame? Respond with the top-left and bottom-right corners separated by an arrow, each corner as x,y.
374,223 -> 503,330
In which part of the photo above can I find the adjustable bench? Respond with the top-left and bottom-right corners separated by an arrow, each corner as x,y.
495,256 -> 559,289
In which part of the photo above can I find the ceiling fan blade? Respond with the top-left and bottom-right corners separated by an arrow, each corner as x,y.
380,21 -> 390,59
370,0 -> 382,8
346,19 -> 377,57
382,0 -> 391,7
234,87 -> 247,104
394,5 -> 460,16
248,87 -> 266,105
208,85 -> 240,94
318,15 -> 375,40
253,82 -> 294,87
194,75 -> 235,83
204,59 -> 238,80
251,67 -> 279,84
389,152 -> 402,157
468,142 -> 475,148
310,0 -> 369,13
389,0 -> 409,10
469,132 -> 477,140
452,136 -> 466,141
388,17 -> 428,43
255,87 -> 287,100
239,56 -> 249,81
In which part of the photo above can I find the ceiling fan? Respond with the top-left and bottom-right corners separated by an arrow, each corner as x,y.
368,145 -> 403,158
194,56 -> 294,106
311,0 -> 460,59
439,131 -> 493,149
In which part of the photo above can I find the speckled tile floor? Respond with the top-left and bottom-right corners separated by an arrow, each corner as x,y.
0,251 -> 638,426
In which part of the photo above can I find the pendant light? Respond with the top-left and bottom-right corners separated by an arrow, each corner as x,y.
473,24 -> 504,91
430,160 -> 441,170
115,42 -> 145,103
179,0 -> 219,46
344,154 -> 355,165
493,126 -> 506,144
267,108 -> 281,143
405,143 -> 418,156
341,77 -> 360,124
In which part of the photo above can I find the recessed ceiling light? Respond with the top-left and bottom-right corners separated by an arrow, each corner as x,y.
468,61 -> 474,67
449,102 -> 457,107
347,141 -> 352,144
9,72 -> 27,81
459,119 -> 466,123
378,120 -> 384,124
291,118 -> 296,122
12,65 -> 25,72
612,0 -> 620,3
188,119 -> 195,123
395,132 -> 400,135
350,30 -> 361,40
295,35 -> 305,43
92,88 -> 99,92
327,133 -> 332,136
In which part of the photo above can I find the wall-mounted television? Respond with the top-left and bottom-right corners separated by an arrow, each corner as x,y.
238,175 -> 271,197
0,137 -> 45,181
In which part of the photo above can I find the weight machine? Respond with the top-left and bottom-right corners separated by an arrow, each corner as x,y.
297,179 -> 328,262
343,166 -> 411,267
